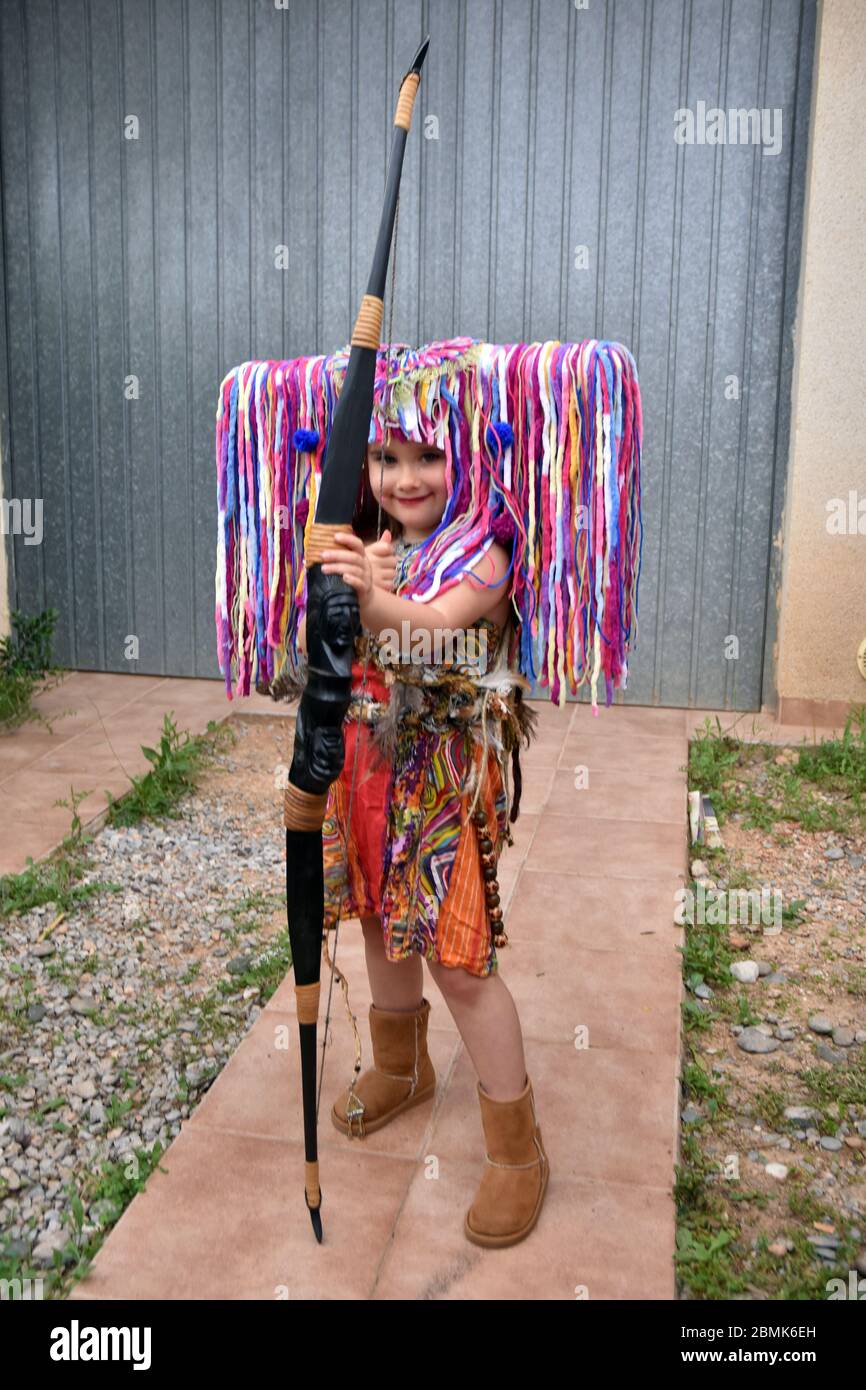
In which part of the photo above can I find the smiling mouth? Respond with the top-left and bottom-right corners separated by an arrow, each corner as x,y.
394,494 -> 432,506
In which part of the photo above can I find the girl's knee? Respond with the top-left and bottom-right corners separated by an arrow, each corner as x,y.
427,960 -> 487,1000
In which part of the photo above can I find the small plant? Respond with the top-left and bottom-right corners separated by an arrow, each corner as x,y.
104,713 -> 233,826
216,929 -> 292,1003
53,785 -> 95,842
104,1094 -> 134,1128
678,920 -> 734,991
794,704 -> 866,793
688,705 -> 866,832
1,608 -> 56,675
0,607 -> 68,734
682,1059 -> 728,1116
0,834 -> 116,922
687,715 -> 745,806
50,1143 -> 170,1297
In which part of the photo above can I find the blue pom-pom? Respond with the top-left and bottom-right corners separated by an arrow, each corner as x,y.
486,421 -> 514,452
293,428 -> 320,452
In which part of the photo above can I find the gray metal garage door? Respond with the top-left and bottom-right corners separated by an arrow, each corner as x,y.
0,0 -> 817,709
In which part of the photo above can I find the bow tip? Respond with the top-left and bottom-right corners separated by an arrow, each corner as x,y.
411,35 -> 430,72
309,1205 -> 324,1243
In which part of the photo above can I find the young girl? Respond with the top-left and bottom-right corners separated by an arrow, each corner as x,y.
217,336 -> 641,1247
299,426 -> 549,1249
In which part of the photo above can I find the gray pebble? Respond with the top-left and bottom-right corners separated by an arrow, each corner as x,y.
784,1106 -> 819,1124
226,955 -> 253,975
69,1078 -> 97,1101
808,1231 -> 842,1249
808,1015 -> 834,1035
6,1117 -> 32,1147
0,1167 -> 22,1191
31,1227 -> 73,1264
68,996 -> 98,1017
89,1198 -> 120,1227
184,1061 -> 213,1087
736,1028 -> 781,1054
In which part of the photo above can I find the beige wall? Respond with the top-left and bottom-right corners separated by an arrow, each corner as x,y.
775,0 -> 866,709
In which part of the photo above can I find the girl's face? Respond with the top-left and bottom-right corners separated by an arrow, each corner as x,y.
366,434 -> 448,541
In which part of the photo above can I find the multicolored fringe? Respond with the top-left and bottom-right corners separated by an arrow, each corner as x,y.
215,337 -> 643,711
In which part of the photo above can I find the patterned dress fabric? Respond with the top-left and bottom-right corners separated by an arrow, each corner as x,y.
322,616 -> 511,977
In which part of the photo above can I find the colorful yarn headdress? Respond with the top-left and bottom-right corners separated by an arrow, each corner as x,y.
215,336 -> 643,711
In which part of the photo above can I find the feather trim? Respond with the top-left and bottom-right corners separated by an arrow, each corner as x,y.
258,655 -> 308,704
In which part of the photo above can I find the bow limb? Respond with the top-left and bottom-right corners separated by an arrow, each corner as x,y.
283,34 -> 430,1244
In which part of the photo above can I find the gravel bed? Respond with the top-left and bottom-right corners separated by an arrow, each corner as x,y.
0,718 -> 291,1274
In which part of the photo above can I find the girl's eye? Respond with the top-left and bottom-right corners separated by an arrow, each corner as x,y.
369,452 -> 442,464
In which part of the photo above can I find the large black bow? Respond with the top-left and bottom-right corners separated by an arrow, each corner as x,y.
283,36 -> 430,1244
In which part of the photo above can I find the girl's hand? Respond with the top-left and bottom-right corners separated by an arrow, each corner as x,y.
320,532 -> 374,604
366,529 -> 397,592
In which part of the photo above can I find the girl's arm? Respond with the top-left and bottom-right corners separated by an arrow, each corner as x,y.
320,531 -> 511,638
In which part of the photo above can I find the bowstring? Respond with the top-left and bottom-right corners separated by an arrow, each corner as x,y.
315,189 -> 401,1122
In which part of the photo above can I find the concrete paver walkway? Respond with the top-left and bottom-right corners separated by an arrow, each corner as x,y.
68,691 -> 686,1299
3,671 -> 845,1298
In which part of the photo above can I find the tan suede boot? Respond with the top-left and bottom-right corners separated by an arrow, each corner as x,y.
464,1073 -> 549,1247
331,997 -> 436,1138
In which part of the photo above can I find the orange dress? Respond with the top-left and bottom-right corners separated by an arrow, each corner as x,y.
321,616 -> 516,977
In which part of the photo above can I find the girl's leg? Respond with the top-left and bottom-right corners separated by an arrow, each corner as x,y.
360,914 -> 424,1010
425,960 -> 527,1099
330,918 -> 434,1137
